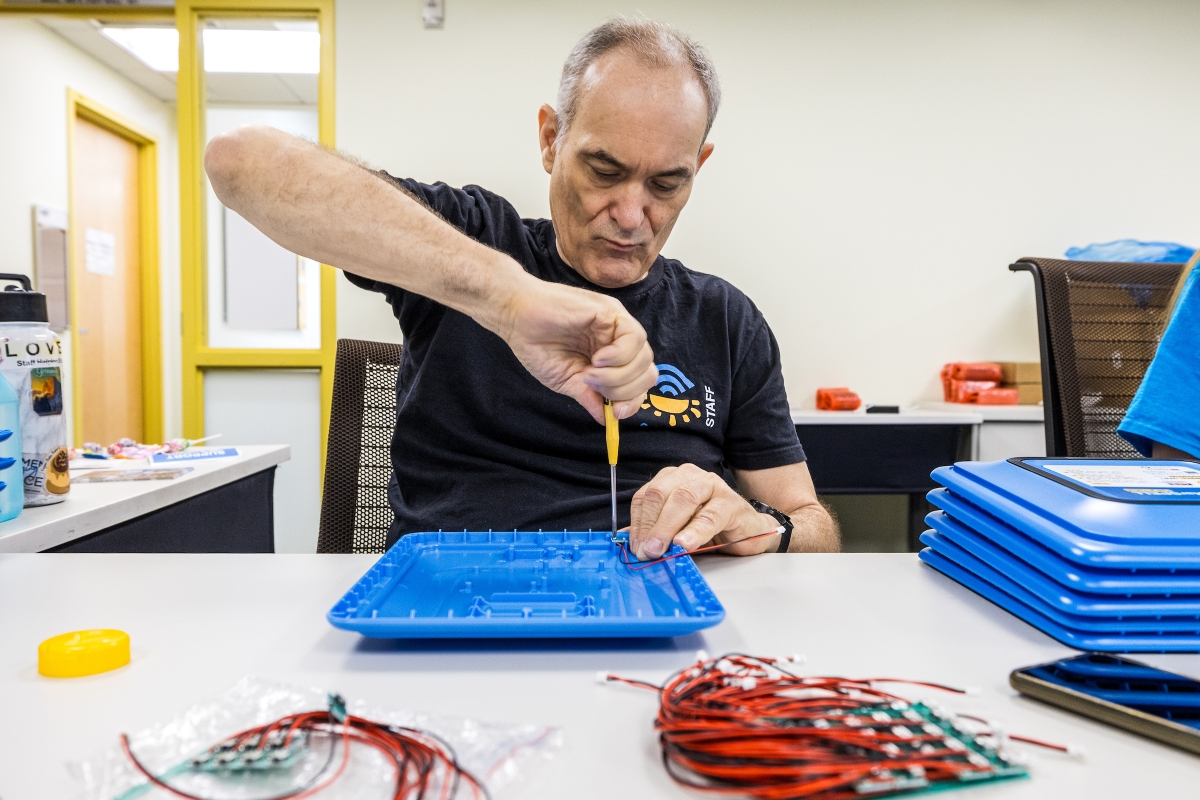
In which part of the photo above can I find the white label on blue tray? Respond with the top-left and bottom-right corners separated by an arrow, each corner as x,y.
1044,463 -> 1200,488
150,447 -> 239,463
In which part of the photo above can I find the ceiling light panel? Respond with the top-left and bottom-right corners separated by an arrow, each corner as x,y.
99,27 -> 320,74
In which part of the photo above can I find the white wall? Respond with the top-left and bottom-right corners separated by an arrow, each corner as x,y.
204,369 -> 321,553
0,16 -> 183,439
336,0 -> 1200,407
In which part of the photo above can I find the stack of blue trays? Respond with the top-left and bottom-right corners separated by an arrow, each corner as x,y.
918,458 -> 1200,653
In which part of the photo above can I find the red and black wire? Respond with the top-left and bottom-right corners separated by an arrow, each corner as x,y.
605,653 -> 1062,800
121,706 -> 490,800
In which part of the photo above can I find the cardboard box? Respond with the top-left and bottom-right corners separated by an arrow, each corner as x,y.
1009,382 -> 1043,405
998,362 -> 1041,385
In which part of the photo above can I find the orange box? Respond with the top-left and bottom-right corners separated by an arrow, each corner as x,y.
950,379 -> 998,403
950,362 -> 1003,381
816,387 -> 861,411
975,387 -> 1019,405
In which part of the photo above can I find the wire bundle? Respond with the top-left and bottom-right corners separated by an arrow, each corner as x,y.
121,699 -> 490,800
605,653 -> 1037,800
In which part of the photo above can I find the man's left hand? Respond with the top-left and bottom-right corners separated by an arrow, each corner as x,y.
628,464 -> 781,560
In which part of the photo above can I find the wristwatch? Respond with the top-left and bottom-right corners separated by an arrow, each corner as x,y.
749,499 -> 793,553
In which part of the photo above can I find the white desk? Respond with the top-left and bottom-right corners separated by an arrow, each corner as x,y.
792,407 -> 984,426
2,552 -> 1197,798
919,402 -> 1047,461
0,445 -> 290,552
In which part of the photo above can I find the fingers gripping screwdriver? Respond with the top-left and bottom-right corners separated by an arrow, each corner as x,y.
604,398 -> 619,538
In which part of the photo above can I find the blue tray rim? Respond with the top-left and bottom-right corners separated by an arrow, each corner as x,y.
326,530 -> 727,639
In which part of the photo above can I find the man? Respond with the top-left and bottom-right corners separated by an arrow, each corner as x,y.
206,18 -> 838,558
1119,260 -> 1199,460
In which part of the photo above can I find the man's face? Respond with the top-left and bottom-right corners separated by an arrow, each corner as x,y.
539,49 -> 715,288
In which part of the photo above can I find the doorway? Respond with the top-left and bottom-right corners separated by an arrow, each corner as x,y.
67,91 -> 163,447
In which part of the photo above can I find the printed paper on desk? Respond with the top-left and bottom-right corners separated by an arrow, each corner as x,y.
1044,463 -> 1200,488
150,447 -> 240,463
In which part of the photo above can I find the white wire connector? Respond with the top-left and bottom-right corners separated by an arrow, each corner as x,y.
595,671 -> 610,685
964,686 -> 982,696
1066,744 -> 1086,759
695,649 -> 710,664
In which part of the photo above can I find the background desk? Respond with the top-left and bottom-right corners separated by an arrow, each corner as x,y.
792,409 -> 981,550
0,444 -> 290,553
2,552 -> 1198,799
919,401 -> 1046,460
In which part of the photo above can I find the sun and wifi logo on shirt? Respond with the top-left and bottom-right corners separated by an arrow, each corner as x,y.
640,364 -> 714,427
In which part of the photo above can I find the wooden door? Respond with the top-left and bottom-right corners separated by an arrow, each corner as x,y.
71,117 -> 143,444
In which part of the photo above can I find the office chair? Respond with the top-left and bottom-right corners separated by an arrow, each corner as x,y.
317,338 -> 403,554
1010,258 -> 1186,458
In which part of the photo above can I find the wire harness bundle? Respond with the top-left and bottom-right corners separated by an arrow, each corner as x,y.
603,653 -> 1065,799
120,693 -> 490,800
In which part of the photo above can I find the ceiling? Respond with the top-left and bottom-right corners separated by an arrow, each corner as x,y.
38,16 -> 318,106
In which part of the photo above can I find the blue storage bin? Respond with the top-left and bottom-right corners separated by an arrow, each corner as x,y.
928,489 -> 1200,594
923,459 -> 1200,653
328,530 -> 726,639
921,530 -> 1200,630
931,459 -> 1200,568
920,547 -> 1200,653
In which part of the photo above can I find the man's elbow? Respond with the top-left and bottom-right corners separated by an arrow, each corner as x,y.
204,125 -> 272,205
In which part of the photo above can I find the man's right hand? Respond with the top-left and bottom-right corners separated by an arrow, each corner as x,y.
498,277 -> 657,424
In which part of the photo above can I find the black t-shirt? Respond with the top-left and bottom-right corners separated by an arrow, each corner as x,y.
346,177 -> 805,545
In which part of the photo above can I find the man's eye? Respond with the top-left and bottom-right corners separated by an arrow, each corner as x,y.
593,169 -> 619,180
652,181 -> 681,193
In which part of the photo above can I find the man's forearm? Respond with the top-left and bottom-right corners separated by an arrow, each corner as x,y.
205,125 -> 530,337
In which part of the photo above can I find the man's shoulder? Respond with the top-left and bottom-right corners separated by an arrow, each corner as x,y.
658,258 -> 765,326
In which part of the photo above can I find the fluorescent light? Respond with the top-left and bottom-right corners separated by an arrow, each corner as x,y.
100,27 -> 320,74
101,27 -> 178,72
204,30 -> 320,74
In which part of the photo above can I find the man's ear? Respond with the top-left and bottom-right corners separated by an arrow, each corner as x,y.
538,104 -> 560,175
697,142 -> 715,171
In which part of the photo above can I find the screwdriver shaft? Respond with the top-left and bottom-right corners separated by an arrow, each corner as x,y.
610,464 -> 618,535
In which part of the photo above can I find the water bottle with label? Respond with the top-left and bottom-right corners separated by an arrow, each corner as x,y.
0,374 -> 21,522
0,274 -> 68,506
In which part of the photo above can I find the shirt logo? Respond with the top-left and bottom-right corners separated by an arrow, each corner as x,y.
641,364 -> 703,427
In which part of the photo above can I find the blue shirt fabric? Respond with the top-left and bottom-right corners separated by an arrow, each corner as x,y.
1118,266 -> 1200,458
345,177 -> 805,544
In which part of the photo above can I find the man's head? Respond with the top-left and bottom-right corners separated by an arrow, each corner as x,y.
539,19 -> 720,288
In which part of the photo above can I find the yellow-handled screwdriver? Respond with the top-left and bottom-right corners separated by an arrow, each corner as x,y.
604,398 -> 619,537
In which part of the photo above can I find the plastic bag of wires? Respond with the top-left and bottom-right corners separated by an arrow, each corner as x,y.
120,694 -> 491,800
604,653 -> 1027,800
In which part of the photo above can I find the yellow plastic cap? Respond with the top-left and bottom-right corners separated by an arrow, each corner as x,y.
38,629 -> 130,678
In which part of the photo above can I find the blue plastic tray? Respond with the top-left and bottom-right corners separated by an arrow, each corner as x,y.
919,547 -> 1200,653
928,489 -> 1200,594
921,529 -> 1200,630
931,460 -> 1200,568
327,531 -> 726,638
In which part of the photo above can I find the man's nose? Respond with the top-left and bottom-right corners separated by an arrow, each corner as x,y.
608,185 -> 647,235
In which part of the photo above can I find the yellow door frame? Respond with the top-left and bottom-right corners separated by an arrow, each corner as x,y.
176,0 -> 337,473
66,89 -> 165,446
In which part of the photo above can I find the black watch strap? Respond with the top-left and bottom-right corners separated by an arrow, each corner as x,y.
749,499 -> 793,553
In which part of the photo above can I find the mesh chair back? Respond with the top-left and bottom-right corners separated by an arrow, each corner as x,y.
317,339 -> 402,554
1010,258 -> 1184,458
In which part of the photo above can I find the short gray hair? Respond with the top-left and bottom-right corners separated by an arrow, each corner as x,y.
556,18 -> 721,142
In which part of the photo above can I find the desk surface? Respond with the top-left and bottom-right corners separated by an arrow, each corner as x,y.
792,407 -> 984,425
919,401 -> 1045,423
2,552 -> 1197,799
0,445 -> 290,553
